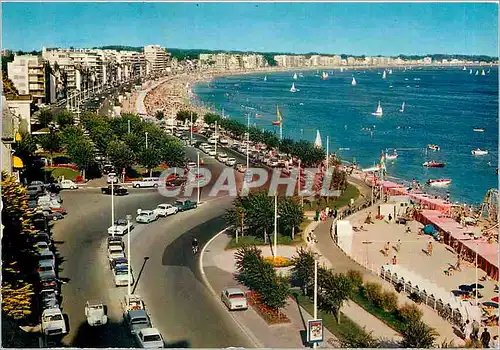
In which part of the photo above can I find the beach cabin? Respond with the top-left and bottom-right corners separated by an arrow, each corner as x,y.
388,195 -> 411,216
335,220 -> 354,255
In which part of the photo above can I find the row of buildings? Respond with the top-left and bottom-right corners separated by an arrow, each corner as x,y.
273,54 -> 434,67
6,45 -> 171,105
198,53 -> 268,70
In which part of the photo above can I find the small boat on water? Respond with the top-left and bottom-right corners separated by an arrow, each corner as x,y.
428,144 -> 440,151
290,83 -> 297,93
427,179 -> 452,187
473,128 -> 485,132
382,70 -> 387,79
351,77 -> 357,86
385,152 -> 398,160
423,161 -> 445,168
481,70 -> 486,76
399,102 -> 405,113
475,70 -> 479,76
371,101 -> 383,117
462,66 -> 467,71
471,148 -> 488,156
264,76 -> 267,82
388,69 -> 393,74
293,73 -> 298,80
469,68 -> 473,74
321,72 -> 329,80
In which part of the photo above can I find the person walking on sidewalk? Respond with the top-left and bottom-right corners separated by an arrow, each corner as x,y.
480,328 -> 491,348
427,241 -> 433,256
472,319 -> 480,342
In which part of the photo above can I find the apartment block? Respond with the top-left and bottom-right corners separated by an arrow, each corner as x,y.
7,55 -> 46,104
144,45 -> 170,75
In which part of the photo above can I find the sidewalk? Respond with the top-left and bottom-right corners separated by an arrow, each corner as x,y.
201,232 -> 339,348
309,218 -> 464,345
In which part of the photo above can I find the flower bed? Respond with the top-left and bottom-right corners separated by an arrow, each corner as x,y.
45,164 -> 79,171
263,256 -> 294,268
246,291 -> 290,325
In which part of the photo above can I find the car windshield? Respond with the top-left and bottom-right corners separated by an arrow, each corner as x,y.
144,334 -> 162,342
115,269 -> 128,275
131,317 -> 148,324
175,201 -> 184,205
229,293 -> 246,299
44,314 -> 63,322
111,248 -> 123,254
39,266 -> 53,272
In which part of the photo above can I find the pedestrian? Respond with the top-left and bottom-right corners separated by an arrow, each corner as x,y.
391,255 -> 397,265
480,328 -> 491,348
472,319 -> 480,342
333,207 -> 338,219
388,213 -> 392,222
463,320 -> 472,341
427,241 -> 433,256
394,239 -> 401,253
325,206 -> 330,217
491,335 -> 499,348
383,242 -> 390,257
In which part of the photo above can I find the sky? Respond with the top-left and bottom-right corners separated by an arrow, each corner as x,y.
2,2 -> 498,56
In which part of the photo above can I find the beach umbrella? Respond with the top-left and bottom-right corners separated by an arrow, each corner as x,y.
459,285 -> 473,292
492,296 -> 499,303
423,224 -> 437,235
482,301 -> 499,308
469,283 -> 484,289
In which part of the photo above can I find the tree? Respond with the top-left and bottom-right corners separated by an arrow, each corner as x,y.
160,139 -> 186,167
176,110 -> 197,123
107,141 -> 136,172
318,269 -> 354,324
278,196 -> 304,239
204,113 -> 221,125
140,148 -> 162,177
235,245 -> 265,291
14,132 -> 37,163
400,319 -> 438,348
38,133 -> 61,164
60,125 -> 85,146
291,247 -> 315,294
38,109 -> 53,127
340,328 -> 382,348
66,137 -> 94,180
55,110 -> 75,128
155,110 -> 164,120
1,283 -> 35,320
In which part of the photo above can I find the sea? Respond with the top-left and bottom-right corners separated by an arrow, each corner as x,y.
192,66 -> 498,205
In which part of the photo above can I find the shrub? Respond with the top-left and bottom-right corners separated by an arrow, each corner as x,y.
346,269 -> 363,290
379,290 -> 399,313
363,281 -> 383,305
398,303 -> 423,323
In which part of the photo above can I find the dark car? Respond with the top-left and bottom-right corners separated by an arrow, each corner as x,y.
173,199 -> 197,212
110,257 -> 128,270
101,185 -> 128,195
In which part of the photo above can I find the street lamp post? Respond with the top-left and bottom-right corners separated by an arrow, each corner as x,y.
126,214 -> 132,297
214,121 -> 218,157
298,159 -> 304,207
128,119 -> 131,134
145,132 -> 149,149
110,175 -> 115,236
274,193 -> 278,258
246,113 -> 250,171
313,254 -> 319,349
197,152 -> 201,204
190,111 -> 193,146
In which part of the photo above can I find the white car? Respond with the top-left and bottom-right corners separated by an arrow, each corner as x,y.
225,158 -> 237,166
60,180 -> 78,190
37,241 -> 51,252
208,149 -> 217,157
219,138 -> 229,145
136,328 -> 164,348
114,266 -> 134,287
107,172 -> 119,184
85,301 -> 108,326
41,307 -> 67,335
132,178 -> 160,188
186,162 -> 197,169
38,250 -> 56,267
217,153 -> 228,163
108,246 -> 125,262
136,210 -> 158,224
153,204 -> 178,217
108,225 -> 130,236
221,287 -> 248,311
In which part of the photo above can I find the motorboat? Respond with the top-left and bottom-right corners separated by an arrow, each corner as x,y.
471,149 -> 488,156
290,83 -> 297,93
351,77 -> 357,86
427,179 -> 452,187
473,128 -> 485,132
423,161 -> 445,168
427,144 -> 440,151
385,152 -> 398,160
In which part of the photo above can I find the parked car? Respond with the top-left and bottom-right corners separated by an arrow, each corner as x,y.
221,287 -> 248,311
39,210 -> 64,221
135,328 -> 165,348
207,148 -> 217,157
108,246 -> 125,262
41,307 -> 67,336
186,161 -> 197,169
225,158 -> 237,167
107,172 -> 119,184
102,184 -> 129,195
124,309 -> 152,335
36,241 -> 51,252
85,301 -> 108,326
114,265 -> 134,287
27,185 -> 44,198
153,204 -> 178,217
217,153 -> 228,163
110,257 -> 128,270
108,225 -> 129,236
39,290 -> 59,311
219,138 -> 229,145
173,199 -> 197,212
36,232 -> 52,248
38,260 -> 57,280
108,236 -> 124,249
60,180 -> 78,190
132,178 -> 160,189
135,210 -> 158,224
115,218 -> 134,231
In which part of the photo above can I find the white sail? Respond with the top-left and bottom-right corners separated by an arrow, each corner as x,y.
340,67 -> 344,72
264,76 -> 267,81
481,70 -> 486,76
399,102 -> 405,113
293,73 -> 298,80
314,130 -> 322,149
321,72 -> 328,80
469,68 -> 473,74
475,70 -> 479,75
463,66 -> 467,71
388,69 -> 393,74
371,101 -> 383,116
382,70 -> 387,79
351,77 -> 357,86
290,83 -> 297,93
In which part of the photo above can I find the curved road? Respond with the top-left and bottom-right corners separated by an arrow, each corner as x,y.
54,146 -> 252,347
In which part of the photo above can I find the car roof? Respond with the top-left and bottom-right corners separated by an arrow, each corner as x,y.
158,203 -> 171,207
140,327 -> 161,336
128,309 -> 148,317
39,260 -> 54,266
139,210 -> 153,214
224,287 -> 245,295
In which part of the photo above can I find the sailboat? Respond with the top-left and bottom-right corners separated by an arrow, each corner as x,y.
463,66 -> 467,71
290,83 -> 297,93
475,70 -> 479,75
487,69 -> 491,74
321,72 -> 328,80
272,106 -> 283,126
382,70 -> 387,79
371,101 -> 383,116
388,69 -> 393,74
469,68 -> 473,74
351,77 -> 357,86
481,70 -> 486,76
264,76 -> 267,82
293,73 -> 298,80
314,130 -> 322,149
399,102 -> 405,113
340,67 -> 344,73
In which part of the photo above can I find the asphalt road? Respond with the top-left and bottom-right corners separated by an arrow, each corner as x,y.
52,145 -> 253,347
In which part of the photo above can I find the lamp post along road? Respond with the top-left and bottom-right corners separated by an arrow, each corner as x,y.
313,257 -> 318,349
110,177 -> 115,236
145,132 -> 149,149
273,194 -> 278,258
214,121 -> 218,157
190,111 -> 193,145
128,119 -> 131,134
127,214 -> 132,297
246,113 -> 250,171
197,152 -> 201,204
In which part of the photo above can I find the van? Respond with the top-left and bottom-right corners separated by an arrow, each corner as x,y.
132,177 -> 160,188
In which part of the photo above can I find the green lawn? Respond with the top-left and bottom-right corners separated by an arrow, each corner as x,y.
299,218 -> 312,232
226,233 -> 303,249
291,291 -> 370,345
350,290 -> 404,334
44,167 -> 80,181
303,183 -> 359,212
